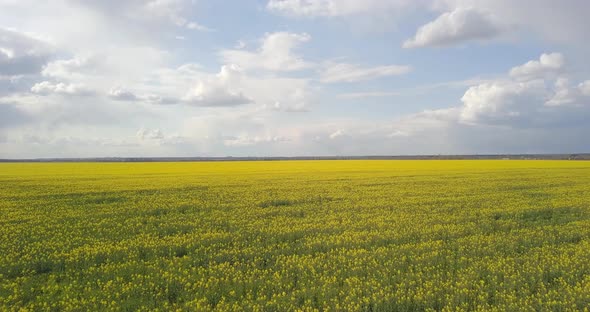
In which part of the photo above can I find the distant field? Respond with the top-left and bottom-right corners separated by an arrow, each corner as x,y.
1,161 -> 590,311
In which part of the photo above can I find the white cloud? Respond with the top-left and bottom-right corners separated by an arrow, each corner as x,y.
579,81 -> 590,96
246,76 -> 315,112
41,56 -> 96,80
182,65 -> 252,107
403,7 -> 506,48
387,130 -> 410,138
108,87 -> 139,101
183,83 -> 251,107
142,0 -> 212,31
220,32 -> 312,72
545,77 -> 579,107
436,0 -> 590,45
329,129 -> 347,139
161,63 -> 316,111
509,53 -> 565,80
69,0 -> 211,32
0,47 -> 15,59
144,94 -> 179,105
0,27 -> 54,76
108,89 -> 180,107
30,81 -> 94,96
185,21 -> 214,32
459,80 -> 547,126
3,1 -> 590,158
267,0 -> 415,17
107,63 -> 314,111
320,62 -> 411,83
270,1 -> 590,48
458,53 -> 590,127
263,101 -> 309,113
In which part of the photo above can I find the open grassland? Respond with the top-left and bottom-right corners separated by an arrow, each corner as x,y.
1,160 -> 590,311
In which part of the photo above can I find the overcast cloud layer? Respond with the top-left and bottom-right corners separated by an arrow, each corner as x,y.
1,0 -> 589,158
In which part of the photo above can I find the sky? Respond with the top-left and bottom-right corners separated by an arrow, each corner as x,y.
1,0 -> 590,158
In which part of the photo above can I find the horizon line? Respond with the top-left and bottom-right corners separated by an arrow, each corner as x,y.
1,153 -> 590,162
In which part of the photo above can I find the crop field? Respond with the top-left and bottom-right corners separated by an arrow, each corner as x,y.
1,160 -> 590,311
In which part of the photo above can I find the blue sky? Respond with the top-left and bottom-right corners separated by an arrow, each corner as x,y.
1,0 -> 590,157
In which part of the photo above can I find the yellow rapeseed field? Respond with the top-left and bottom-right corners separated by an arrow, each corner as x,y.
1,160 -> 589,311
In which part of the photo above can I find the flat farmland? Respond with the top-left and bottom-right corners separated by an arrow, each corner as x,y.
1,161 -> 589,311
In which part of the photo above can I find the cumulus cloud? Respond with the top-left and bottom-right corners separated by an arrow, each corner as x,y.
459,80 -> 546,126
104,63 -> 313,111
175,64 -> 314,110
457,53 -> 590,127
107,85 -> 179,104
340,52 -> 589,153
182,65 -> 252,107
41,56 -> 96,80
270,0 -> 590,48
0,27 -> 54,76
220,32 -> 312,72
545,78 -> 578,107
108,87 -> 139,101
183,84 -> 251,107
320,62 -> 411,83
270,1 -> 590,49
3,1 -> 590,158
403,8 -> 506,48
509,53 -> 565,80
435,0 -> 590,45
30,81 -> 94,96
